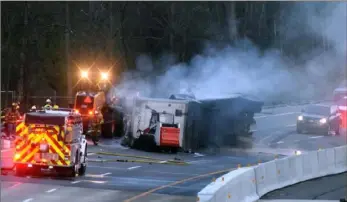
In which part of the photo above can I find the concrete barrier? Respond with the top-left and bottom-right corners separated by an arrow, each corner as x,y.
198,168 -> 259,202
0,148 -> 14,169
334,145 -> 347,173
301,151 -> 320,181
197,145 -> 347,202
254,161 -> 277,197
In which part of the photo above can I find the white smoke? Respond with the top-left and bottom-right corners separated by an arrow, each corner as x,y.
110,2 -> 346,103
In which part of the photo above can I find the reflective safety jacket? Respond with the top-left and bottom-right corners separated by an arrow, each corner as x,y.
43,104 -> 53,109
91,115 -> 103,132
5,110 -> 21,124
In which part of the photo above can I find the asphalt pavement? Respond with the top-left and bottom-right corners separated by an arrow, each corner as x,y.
1,102 -> 346,202
261,172 -> 347,200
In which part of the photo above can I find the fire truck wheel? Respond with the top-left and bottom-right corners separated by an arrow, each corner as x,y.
78,146 -> 87,176
69,153 -> 79,177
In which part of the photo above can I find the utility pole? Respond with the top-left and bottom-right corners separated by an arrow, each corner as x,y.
65,2 -> 72,98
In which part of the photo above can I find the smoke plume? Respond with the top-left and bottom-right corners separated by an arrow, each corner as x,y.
110,2 -> 346,104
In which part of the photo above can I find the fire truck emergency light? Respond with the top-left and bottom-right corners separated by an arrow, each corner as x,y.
101,72 -> 109,81
81,70 -> 89,79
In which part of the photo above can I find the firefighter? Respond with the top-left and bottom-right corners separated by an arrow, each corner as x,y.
5,103 -> 21,138
43,99 -> 53,110
90,111 -> 103,145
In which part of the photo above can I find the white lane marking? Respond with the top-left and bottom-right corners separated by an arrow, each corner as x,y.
257,124 -> 296,144
87,165 -> 125,170
101,172 -> 112,176
310,136 -> 324,139
46,188 -> 57,193
255,112 -> 299,119
71,181 -> 81,184
23,199 -> 33,202
87,153 -> 95,156
187,160 -> 212,164
193,152 -> 205,157
159,161 -> 167,164
128,166 -> 141,170
276,141 -> 284,144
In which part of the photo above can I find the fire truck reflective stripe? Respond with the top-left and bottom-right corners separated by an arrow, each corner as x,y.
51,160 -> 58,165
43,134 -> 68,165
48,147 -> 64,166
15,134 -> 43,162
21,147 -> 40,163
56,131 -> 70,155
17,125 -> 28,137
14,126 -> 71,166
50,145 -> 66,166
16,122 -> 24,133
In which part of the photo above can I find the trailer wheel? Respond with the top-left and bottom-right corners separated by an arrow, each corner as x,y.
101,120 -> 113,138
129,136 -> 136,148
170,147 -> 178,154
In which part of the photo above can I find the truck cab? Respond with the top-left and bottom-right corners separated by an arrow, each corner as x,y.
74,91 -> 105,132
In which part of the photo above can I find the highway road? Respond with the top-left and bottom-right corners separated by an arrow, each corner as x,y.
261,172 -> 347,201
1,103 -> 346,202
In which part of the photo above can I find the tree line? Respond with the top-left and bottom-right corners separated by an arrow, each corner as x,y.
1,1 -> 328,108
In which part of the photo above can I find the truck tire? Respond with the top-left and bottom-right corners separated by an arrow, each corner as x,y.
101,121 -> 113,138
78,146 -> 87,176
129,135 -> 136,148
70,153 -> 79,177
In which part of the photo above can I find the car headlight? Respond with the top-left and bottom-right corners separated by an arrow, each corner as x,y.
319,118 -> 327,124
298,116 -> 303,121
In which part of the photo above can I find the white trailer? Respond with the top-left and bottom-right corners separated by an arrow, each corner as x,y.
128,97 -> 190,150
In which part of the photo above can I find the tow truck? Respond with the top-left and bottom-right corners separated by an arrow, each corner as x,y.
14,109 -> 87,177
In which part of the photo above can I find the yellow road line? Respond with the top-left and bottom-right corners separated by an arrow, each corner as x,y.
123,168 -> 236,202
96,152 -> 187,165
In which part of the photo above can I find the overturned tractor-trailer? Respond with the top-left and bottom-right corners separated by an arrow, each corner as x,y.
122,94 -> 264,152
197,96 -> 263,150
